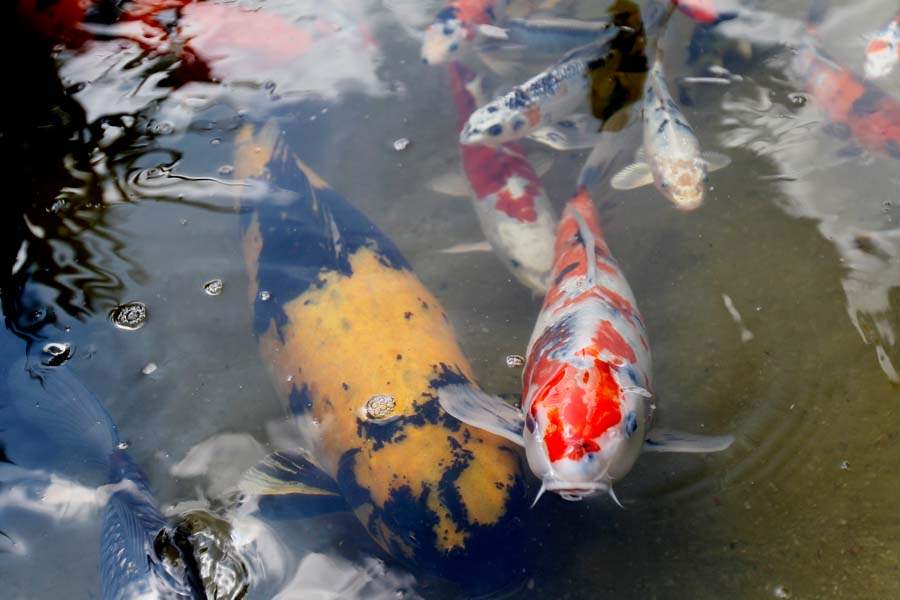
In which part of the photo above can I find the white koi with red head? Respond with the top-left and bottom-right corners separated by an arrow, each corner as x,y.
611,49 -> 730,211
864,13 -> 900,80
439,188 -> 734,505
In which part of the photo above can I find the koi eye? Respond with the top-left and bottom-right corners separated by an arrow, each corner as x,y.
488,124 -> 503,136
487,106 -> 498,113
625,412 -> 638,436
449,42 -> 459,52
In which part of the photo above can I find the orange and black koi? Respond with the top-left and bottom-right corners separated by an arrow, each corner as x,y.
232,122 -> 528,587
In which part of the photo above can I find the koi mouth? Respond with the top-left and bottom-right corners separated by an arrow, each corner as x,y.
544,480 -> 608,502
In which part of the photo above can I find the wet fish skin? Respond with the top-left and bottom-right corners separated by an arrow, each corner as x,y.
232,122 -> 528,588
446,61 -> 556,293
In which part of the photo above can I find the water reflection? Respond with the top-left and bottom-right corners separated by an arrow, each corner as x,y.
702,0 -> 900,382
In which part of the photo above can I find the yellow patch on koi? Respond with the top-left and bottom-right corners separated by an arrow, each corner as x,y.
255,247 -> 520,552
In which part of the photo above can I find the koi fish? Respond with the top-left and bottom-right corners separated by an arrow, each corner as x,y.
460,1 -> 648,148
611,48 -> 730,210
429,62 -> 556,293
439,185 -> 733,505
421,0 -> 507,65
0,358 -> 206,599
459,40 -> 612,147
794,41 -> 900,159
232,122 -> 528,587
864,12 -> 899,80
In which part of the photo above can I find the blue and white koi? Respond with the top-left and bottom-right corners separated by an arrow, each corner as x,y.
439,185 -> 734,505
864,12 -> 899,80
611,49 -> 730,211
459,40 -> 611,148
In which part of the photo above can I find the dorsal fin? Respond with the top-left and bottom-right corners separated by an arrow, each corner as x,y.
571,210 -> 598,286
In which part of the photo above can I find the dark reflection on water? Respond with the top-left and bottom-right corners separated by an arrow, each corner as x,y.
3,0 -> 900,598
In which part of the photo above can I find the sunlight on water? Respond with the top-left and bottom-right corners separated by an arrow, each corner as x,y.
2,0 -> 900,598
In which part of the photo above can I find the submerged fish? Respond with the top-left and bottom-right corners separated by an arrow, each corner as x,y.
421,0 -> 508,65
0,359 -> 206,600
864,12 -> 899,80
794,41 -> 900,159
430,61 -> 556,293
439,187 -> 733,505
611,48 -> 730,210
460,0 -> 648,148
232,122 -> 528,587
474,15 -> 620,62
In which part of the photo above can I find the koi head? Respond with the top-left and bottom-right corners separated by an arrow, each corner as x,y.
523,360 -> 649,504
422,7 -> 469,65
460,98 -> 530,146
864,34 -> 898,79
655,156 -> 707,211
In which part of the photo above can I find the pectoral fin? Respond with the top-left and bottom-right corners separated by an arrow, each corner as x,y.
437,384 -> 525,446
610,162 -> 654,190
427,172 -> 470,197
528,114 -> 603,150
239,450 -> 348,519
702,151 -> 731,172
439,240 -> 493,254
643,428 -> 735,453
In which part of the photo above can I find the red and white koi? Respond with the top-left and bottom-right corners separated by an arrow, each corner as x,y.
433,62 -> 556,293
439,186 -> 733,505
611,48 -> 730,210
794,40 -> 900,159
864,12 -> 899,80
421,0 -> 508,65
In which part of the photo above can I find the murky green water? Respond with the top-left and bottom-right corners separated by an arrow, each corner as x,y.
2,0 -> 899,598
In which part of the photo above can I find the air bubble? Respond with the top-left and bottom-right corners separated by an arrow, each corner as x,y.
259,290 -> 271,302
505,354 -> 526,368
117,441 -> 130,450
392,137 -> 411,152
203,279 -> 224,296
218,165 -> 234,176
110,301 -> 148,331
142,362 -> 158,375
364,394 -> 397,420
43,342 -> 72,366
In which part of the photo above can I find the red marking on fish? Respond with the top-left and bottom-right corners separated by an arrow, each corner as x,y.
673,0 -> 721,24
590,321 -> 637,363
454,0 -> 501,26
525,105 -> 542,127
529,361 -> 621,462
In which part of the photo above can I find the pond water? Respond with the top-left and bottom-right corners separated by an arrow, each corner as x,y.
2,0 -> 899,598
